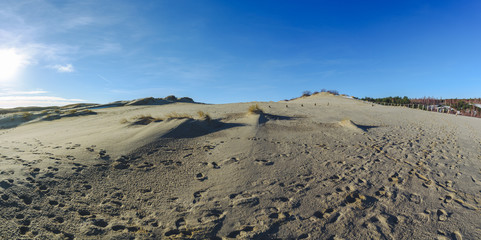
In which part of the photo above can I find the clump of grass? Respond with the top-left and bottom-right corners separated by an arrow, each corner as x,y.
119,118 -> 129,124
165,112 -> 192,120
197,111 -> 211,122
44,113 -> 60,120
248,104 -> 263,114
68,109 -> 77,115
82,109 -> 94,114
22,112 -> 33,119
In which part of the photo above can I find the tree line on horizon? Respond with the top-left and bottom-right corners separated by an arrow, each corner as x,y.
362,96 -> 410,105
362,96 -> 481,118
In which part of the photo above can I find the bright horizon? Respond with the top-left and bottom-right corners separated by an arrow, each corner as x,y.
1,0 -> 480,108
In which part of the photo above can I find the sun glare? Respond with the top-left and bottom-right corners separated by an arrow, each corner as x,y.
0,48 -> 27,83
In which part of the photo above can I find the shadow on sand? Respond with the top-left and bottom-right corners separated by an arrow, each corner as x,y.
355,124 -> 379,132
259,113 -> 299,124
163,119 -> 245,139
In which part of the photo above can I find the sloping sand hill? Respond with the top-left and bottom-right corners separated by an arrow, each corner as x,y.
1,94 -> 480,239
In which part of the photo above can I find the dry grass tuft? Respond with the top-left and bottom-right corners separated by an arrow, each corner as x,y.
131,115 -> 163,125
197,111 -> 211,122
82,109 -> 94,114
165,112 -> 193,120
44,113 -> 60,120
248,104 -> 263,114
22,112 -> 33,119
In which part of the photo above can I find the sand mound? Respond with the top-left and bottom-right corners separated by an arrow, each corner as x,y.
338,119 -> 365,132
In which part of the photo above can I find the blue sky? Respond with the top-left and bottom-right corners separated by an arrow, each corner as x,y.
0,0 -> 480,107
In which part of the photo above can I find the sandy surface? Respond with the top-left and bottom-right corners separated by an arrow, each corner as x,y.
1,93 -> 480,239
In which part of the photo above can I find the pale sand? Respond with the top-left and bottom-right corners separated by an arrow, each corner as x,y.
1,93 -> 480,239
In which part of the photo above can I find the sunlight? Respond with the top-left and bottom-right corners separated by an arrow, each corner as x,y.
0,48 -> 28,83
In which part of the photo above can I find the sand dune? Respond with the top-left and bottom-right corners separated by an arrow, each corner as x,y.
1,94 -> 480,239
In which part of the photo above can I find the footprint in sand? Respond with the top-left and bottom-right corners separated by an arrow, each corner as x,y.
113,157 -> 130,169
223,157 -> 239,165
312,208 -> 335,219
19,226 -> 29,235
388,172 -> 403,184
193,189 -> 206,204
451,231 -> 463,240
437,209 -> 448,221
195,173 -> 208,181
408,193 -> 422,204
254,159 -> 274,166
233,196 -> 260,207
199,209 -> 224,223
208,162 -> 220,169
414,212 -> 430,223
375,186 -> 392,198
19,195 -> 33,205
227,226 -> 254,238
287,183 -> 310,193
136,162 -> 154,171
175,218 -> 186,228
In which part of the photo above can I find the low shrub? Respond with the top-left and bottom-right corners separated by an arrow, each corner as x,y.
165,95 -> 178,101
179,97 -> 194,103
22,112 -> 33,119
248,104 -> 263,114
302,90 -> 312,97
197,111 -> 211,122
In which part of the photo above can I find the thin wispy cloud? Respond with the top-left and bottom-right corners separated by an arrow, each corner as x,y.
0,89 -> 47,95
49,64 -> 75,73
0,89 -> 86,108
25,43 -> 79,63
97,74 -> 111,84
0,96 -> 84,102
